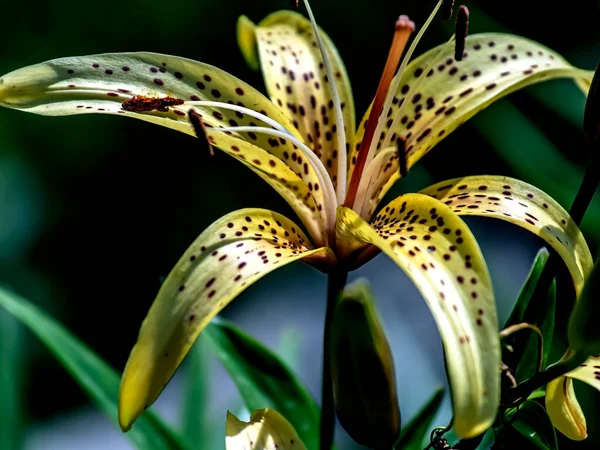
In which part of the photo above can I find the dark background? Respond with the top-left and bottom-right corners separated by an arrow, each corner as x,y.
0,0 -> 599,448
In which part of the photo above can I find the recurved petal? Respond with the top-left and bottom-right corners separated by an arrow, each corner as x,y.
546,377 -> 587,441
336,196 -> 499,439
0,52 -> 301,141
205,129 -> 328,246
350,33 -> 592,207
0,53 -> 335,240
226,409 -> 307,450
421,176 -> 593,296
118,209 -> 332,432
247,11 -> 355,186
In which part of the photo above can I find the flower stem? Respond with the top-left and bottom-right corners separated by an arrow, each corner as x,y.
320,269 -> 348,450
504,350 -> 588,404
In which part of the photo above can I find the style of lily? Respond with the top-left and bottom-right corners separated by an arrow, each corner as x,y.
0,0 -> 594,443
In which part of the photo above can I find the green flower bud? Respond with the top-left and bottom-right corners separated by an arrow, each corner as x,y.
330,278 -> 401,449
568,262 -> 600,356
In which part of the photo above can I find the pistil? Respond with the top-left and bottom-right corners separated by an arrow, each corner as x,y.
344,16 -> 415,208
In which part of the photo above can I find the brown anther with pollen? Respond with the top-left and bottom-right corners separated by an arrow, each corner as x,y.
441,0 -> 455,21
454,5 -> 469,62
290,0 -> 299,7
188,110 -> 215,156
397,137 -> 408,177
121,95 -> 184,112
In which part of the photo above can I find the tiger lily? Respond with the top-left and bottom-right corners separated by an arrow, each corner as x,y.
0,0 -> 594,441
546,359 -> 600,441
226,408 -> 307,450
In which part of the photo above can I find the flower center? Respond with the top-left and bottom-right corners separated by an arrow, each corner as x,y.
343,15 -> 415,209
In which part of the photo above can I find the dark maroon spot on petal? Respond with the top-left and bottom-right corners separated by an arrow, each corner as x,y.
153,78 -> 164,86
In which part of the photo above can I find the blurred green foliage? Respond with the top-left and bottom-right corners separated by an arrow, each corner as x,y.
0,0 -> 599,448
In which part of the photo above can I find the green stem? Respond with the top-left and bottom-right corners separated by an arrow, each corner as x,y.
320,269 -> 348,450
504,350 -> 588,404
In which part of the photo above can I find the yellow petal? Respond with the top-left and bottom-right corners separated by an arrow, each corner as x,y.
237,16 -> 260,71
204,129 -> 328,246
421,175 -> 593,296
546,377 -> 587,441
118,209 -> 332,431
226,409 -> 307,450
350,33 -> 593,210
249,11 -> 355,187
336,196 -> 499,439
564,355 -> 600,394
0,52 -> 300,142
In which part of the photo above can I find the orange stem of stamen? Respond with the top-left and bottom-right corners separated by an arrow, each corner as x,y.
344,16 -> 414,208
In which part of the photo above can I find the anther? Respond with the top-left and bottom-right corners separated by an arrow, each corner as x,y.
188,110 -> 214,156
344,15 -> 415,208
397,137 -> 408,177
290,0 -> 299,7
441,0 -> 455,21
454,5 -> 469,61
121,95 -> 184,112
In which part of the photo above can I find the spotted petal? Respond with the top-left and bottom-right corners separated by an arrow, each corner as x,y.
335,196 -> 499,439
226,409 -> 307,450
546,376 -> 587,441
118,209 -> 332,431
350,33 -> 593,214
0,52 -> 335,244
421,176 -> 593,296
245,11 -> 356,187
549,355 -> 600,440
205,129 -> 328,245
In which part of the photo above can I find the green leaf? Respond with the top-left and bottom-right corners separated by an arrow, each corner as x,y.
0,285 -> 190,450
395,387 -> 445,450
0,311 -> 24,449
204,317 -> 320,450
507,401 -> 558,450
181,338 -> 217,449
504,248 -> 556,381
505,248 -> 550,329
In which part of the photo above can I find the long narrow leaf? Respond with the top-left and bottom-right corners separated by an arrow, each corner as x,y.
181,338 -> 219,448
0,286 -> 190,450
0,311 -> 24,449
504,249 -> 556,381
395,387 -> 445,450
204,317 -> 320,450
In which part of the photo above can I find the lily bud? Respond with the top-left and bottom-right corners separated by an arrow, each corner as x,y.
567,261 -> 600,356
330,279 -> 401,449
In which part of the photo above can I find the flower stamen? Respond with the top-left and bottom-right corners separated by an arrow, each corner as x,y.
454,5 -> 470,62
300,0 -> 348,204
442,0 -> 456,21
215,124 -> 337,236
188,110 -> 215,156
355,35 -> 455,214
187,100 -> 294,137
344,16 -> 415,209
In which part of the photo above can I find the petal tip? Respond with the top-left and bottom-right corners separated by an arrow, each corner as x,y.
237,15 -> 260,71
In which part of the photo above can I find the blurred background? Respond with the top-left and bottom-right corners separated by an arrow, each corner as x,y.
0,0 -> 599,448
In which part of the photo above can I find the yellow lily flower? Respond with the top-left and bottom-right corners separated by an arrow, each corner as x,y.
226,408 -> 307,450
0,0 -> 594,440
